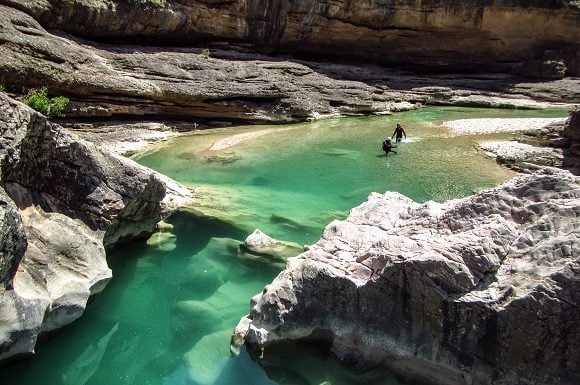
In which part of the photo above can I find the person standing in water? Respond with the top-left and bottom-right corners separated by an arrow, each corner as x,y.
391,122 -> 407,143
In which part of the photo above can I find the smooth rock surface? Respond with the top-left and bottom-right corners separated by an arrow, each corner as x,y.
480,141 -> 563,173
240,229 -> 303,263
237,169 -> 580,385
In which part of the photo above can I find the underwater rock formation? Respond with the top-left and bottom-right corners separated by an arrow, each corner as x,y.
240,229 -> 303,263
0,93 -> 190,363
235,168 -> 580,385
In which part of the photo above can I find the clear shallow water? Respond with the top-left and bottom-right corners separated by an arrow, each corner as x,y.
1,107 -> 567,385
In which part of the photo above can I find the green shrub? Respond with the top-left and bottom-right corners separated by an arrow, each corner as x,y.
200,48 -> 211,59
24,87 -> 69,118
0,84 -> 5,92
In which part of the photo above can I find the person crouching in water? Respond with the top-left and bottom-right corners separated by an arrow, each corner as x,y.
382,138 -> 397,155
392,122 -> 407,143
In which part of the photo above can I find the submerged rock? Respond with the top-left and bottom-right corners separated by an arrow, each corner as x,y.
240,229 -> 303,263
184,329 -> 232,385
236,169 -> 580,385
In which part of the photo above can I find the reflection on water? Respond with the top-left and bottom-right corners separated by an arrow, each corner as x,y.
1,107 -> 566,385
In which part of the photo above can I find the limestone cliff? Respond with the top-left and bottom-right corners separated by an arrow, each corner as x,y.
235,169 -> 580,385
9,0 -> 580,75
0,2 -> 578,123
0,93 -> 191,362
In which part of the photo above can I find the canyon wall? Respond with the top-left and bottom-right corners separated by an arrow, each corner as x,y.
5,0 -> 580,75
0,1 -> 578,122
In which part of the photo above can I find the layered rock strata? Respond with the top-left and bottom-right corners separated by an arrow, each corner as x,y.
0,4 -> 578,124
236,169 -> 580,385
0,93 -> 191,362
7,0 -> 580,76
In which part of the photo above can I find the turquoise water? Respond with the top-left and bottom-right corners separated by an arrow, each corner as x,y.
1,107 -> 566,385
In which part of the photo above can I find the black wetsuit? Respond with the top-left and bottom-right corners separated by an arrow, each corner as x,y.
392,126 -> 406,143
382,140 -> 396,155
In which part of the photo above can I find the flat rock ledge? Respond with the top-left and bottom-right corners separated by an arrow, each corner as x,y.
235,168 -> 580,385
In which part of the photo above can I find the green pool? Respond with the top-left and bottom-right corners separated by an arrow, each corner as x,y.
1,107 -> 566,385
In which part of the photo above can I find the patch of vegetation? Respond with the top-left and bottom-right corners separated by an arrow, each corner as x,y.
200,48 -> 211,59
24,87 -> 69,118
0,84 -> 4,92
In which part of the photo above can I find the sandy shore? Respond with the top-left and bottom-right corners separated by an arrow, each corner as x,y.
445,117 -> 567,135
210,127 -> 296,151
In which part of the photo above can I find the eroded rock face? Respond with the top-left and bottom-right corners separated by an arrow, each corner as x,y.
0,93 -> 190,363
562,109 -> 580,174
12,0 -> 580,76
0,188 -> 26,290
0,3 -> 578,124
0,93 -> 166,232
237,169 -> 580,385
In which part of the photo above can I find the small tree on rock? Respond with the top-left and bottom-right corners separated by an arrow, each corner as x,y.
24,87 -> 69,118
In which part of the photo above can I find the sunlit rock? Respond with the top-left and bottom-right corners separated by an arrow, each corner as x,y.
146,230 -> 177,252
237,168 -> 580,385
0,93 -> 191,363
240,229 -> 303,263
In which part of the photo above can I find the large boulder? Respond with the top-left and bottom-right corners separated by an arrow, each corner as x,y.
0,93 -> 191,363
0,92 -> 169,235
236,168 -> 580,385
0,205 -> 112,362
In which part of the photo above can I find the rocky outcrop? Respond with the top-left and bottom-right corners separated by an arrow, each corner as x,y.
0,93 -> 191,363
235,169 -> 580,385
0,188 -> 27,290
0,4 -> 577,124
563,109 -> 580,174
7,0 -> 580,76
240,229 -> 303,263
0,94 -> 165,232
